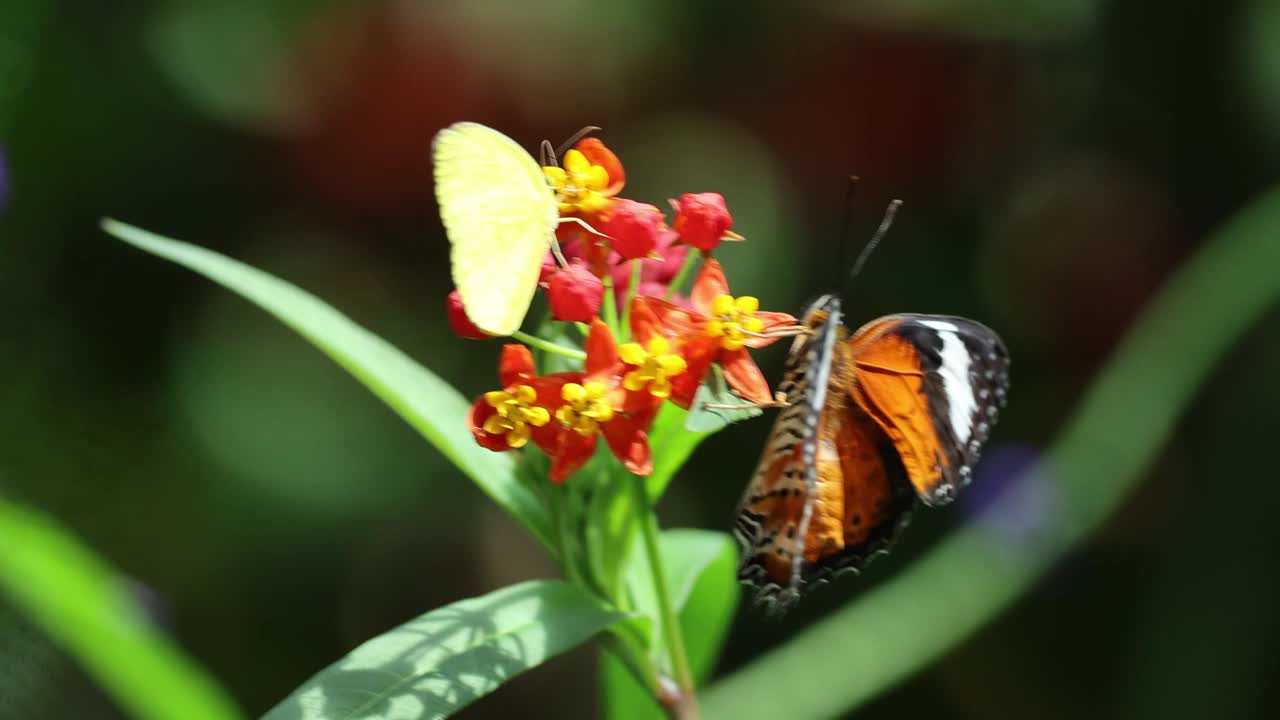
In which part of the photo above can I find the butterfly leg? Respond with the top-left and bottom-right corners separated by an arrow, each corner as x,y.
705,391 -> 790,411
551,216 -> 613,268
741,325 -> 813,341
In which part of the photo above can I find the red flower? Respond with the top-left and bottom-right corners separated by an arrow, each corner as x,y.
574,138 -> 625,196
467,322 -> 655,483
629,259 -> 799,408
548,319 -> 654,481
447,289 -> 490,340
468,345 -> 561,452
542,138 -> 625,217
672,192 -> 740,252
602,199 -> 664,261
546,262 -> 603,322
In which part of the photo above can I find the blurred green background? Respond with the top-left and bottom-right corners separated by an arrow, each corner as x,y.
3,1 -> 1279,718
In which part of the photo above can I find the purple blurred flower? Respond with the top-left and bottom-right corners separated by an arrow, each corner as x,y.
963,443 -> 1062,557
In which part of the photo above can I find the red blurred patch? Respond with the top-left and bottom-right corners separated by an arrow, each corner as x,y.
288,11 -> 501,211
752,28 -> 1016,195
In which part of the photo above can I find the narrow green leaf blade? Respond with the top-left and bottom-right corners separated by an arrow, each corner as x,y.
0,496 -> 242,720
103,219 -> 551,549
263,580 -> 628,720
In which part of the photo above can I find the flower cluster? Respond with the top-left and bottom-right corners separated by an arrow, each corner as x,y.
453,130 -> 802,482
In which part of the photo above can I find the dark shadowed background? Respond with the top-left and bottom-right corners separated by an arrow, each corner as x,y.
3,1 -> 1279,718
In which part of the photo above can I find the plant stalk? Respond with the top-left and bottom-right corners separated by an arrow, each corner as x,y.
663,251 -> 699,303
511,330 -> 586,361
601,274 -> 621,337
632,474 -> 698,718
621,259 -> 643,339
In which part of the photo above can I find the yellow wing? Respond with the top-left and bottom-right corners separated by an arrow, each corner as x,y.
433,122 -> 559,336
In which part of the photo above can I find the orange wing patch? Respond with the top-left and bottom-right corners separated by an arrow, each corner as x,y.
806,390 -> 915,572
836,409 -> 911,550
847,314 -> 1010,506
847,324 -> 953,503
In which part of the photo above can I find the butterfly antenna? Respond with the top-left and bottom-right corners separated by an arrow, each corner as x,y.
555,125 -> 601,160
844,199 -> 902,291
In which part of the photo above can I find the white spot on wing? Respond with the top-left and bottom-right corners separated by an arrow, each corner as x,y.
921,320 -> 976,444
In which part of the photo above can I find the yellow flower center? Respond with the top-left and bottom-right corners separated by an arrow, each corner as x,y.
554,381 -> 614,437
543,149 -> 610,214
482,384 -> 550,448
705,294 -> 765,351
619,336 -> 688,399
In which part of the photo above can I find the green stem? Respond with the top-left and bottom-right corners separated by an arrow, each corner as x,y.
511,330 -> 586,361
602,274 -> 621,336
631,473 -> 697,712
545,483 -> 582,585
663,250 -> 700,303
600,633 -> 662,697
621,260 -> 643,339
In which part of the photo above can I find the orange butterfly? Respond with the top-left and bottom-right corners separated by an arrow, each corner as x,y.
734,295 -> 1009,606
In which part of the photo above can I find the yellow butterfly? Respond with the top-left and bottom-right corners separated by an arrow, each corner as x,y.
433,122 -> 566,337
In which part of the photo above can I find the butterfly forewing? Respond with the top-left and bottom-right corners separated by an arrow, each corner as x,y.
848,314 -> 1010,506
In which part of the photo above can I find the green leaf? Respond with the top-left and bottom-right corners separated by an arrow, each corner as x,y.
671,531 -> 738,683
103,219 -> 552,550
584,462 -> 639,602
645,402 -> 714,503
683,367 -> 763,433
700,186 -> 1280,718
0,495 -> 242,720
262,580 -> 629,720
600,530 -> 739,720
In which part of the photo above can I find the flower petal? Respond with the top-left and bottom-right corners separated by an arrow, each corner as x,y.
691,259 -> 731,315
744,311 -> 802,348
575,138 -> 625,196
631,297 -> 705,342
584,318 -> 620,378
526,373 -> 581,450
549,431 -> 598,483
468,399 -> 513,452
602,415 -> 653,476
668,336 -> 719,409
720,347 -> 772,405
498,344 -> 537,387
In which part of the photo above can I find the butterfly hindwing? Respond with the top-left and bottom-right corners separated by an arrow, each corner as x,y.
735,294 -> 841,601
848,314 -> 1010,506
